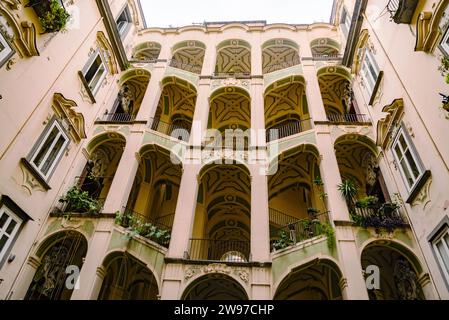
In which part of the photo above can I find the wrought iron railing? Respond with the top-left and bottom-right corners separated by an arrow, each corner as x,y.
121,207 -> 172,230
188,238 -> 250,262
326,113 -> 368,123
264,57 -> 301,74
269,207 -> 300,227
270,211 -> 330,252
312,53 -> 343,61
154,213 -> 175,229
97,113 -> 135,123
387,0 -> 400,17
168,59 -> 202,74
148,117 -> 190,141
212,71 -> 251,79
351,204 -> 408,230
266,118 -> 312,142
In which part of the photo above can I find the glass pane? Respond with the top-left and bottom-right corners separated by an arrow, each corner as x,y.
394,144 -> 403,159
89,64 -> 105,92
5,219 -> 17,235
399,134 -> 408,151
0,235 -> 8,253
84,55 -> 102,83
405,150 -> 421,179
0,213 -> 8,229
443,233 -> 449,248
400,159 -> 414,187
41,135 -> 66,175
436,241 -> 449,273
33,126 -> 59,168
0,40 -> 4,52
367,57 -> 378,82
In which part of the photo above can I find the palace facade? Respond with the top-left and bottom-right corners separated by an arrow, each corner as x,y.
0,0 -> 448,300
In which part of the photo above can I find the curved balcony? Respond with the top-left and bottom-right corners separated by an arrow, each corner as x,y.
188,238 -> 251,263
266,118 -> 313,142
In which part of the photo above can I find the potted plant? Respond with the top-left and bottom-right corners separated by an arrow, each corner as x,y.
27,0 -> 70,33
59,186 -> 101,214
272,230 -> 293,251
337,180 -> 358,205
307,207 -> 319,219
379,202 -> 400,216
355,195 -> 379,209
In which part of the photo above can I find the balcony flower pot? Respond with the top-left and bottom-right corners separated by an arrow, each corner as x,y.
27,0 -> 70,33
307,207 -> 319,219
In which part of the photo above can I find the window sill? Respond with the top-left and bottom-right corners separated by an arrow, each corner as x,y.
405,170 -> 431,204
78,71 -> 96,104
20,158 -> 51,191
368,71 -> 383,106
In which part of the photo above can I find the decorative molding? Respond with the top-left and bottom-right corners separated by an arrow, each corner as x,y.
52,93 -> 86,143
0,1 -> 39,57
184,263 -> 250,285
415,0 -> 449,52
376,99 -> 404,149
19,159 -> 49,195
96,31 -> 119,75
352,29 -> 369,74
27,256 -> 41,269
410,174 -> 432,208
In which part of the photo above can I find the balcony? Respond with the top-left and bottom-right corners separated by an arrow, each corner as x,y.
148,117 -> 190,142
312,54 -> 343,61
187,238 -> 251,263
211,72 -> 251,79
387,0 -> 419,24
168,59 -> 202,74
264,57 -> 301,74
326,113 -> 370,124
95,113 -> 136,124
350,202 -> 409,232
266,118 -> 313,142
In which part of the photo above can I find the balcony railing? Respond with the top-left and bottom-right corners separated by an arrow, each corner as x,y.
154,213 -> 175,229
121,207 -> 172,230
387,0 -> 418,24
266,118 -> 312,142
96,113 -> 135,123
269,207 -> 301,228
168,59 -> 202,74
211,72 -> 251,79
271,211 -> 330,252
148,117 -> 190,141
188,238 -> 251,262
326,113 -> 369,123
312,54 -> 343,61
264,57 -> 301,74
351,204 -> 408,231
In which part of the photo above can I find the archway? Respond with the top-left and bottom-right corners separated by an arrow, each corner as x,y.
98,252 -> 159,300
361,241 -> 425,300
262,38 -> 300,74
182,274 -> 248,300
215,39 -> 251,75
25,231 -> 88,300
274,259 -> 343,300
132,41 -> 161,61
169,40 -> 206,74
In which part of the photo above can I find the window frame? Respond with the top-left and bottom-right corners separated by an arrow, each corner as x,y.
28,118 -> 70,182
116,5 -> 132,38
340,6 -> 352,37
391,124 -> 425,192
361,49 -> 380,94
0,205 -> 23,267
432,226 -> 449,284
82,51 -> 107,97
0,30 -> 14,68
440,25 -> 449,56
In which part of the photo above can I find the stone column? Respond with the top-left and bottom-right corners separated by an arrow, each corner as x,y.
315,130 -> 350,221
302,61 -> 327,122
160,264 -> 183,300
201,38 -> 217,76
102,131 -> 142,214
189,79 -> 210,146
250,34 -> 262,76
70,219 -> 113,300
251,267 -> 271,300
418,273 -> 438,300
89,266 -> 107,300
135,65 -> 165,122
166,163 -> 201,258
8,256 -> 41,299
336,225 -> 369,300
250,164 -> 271,263
250,78 -> 265,147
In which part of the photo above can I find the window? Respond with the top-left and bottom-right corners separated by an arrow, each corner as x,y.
392,125 -> 424,190
83,52 -> 106,96
432,226 -> 449,284
440,27 -> 449,56
0,206 -> 22,265
340,7 -> 352,37
116,5 -> 132,37
29,119 -> 69,181
361,48 -> 380,98
0,31 -> 14,67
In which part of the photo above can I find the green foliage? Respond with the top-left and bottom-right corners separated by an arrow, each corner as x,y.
355,195 -> 379,208
272,230 -> 293,251
317,222 -> 336,250
114,211 -> 171,246
38,0 -> 70,33
439,56 -> 449,84
59,186 -> 101,214
337,180 -> 358,204
350,212 -> 366,226
313,176 -> 324,187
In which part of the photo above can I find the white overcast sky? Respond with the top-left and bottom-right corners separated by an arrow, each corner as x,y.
141,0 -> 335,28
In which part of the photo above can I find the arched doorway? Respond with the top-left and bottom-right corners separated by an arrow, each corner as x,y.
182,274 -> 248,300
25,231 -> 88,300
361,241 -> 425,300
98,252 -> 159,300
274,259 -> 343,300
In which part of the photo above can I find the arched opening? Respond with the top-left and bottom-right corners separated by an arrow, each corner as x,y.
98,252 -> 159,300
264,76 -> 311,142
310,38 -> 340,58
25,231 -> 88,300
268,145 -> 329,250
150,77 -> 197,141
182,274 -> 248,300
215,39 -> 251,76
317,67 -> 364,123
169,40 -> 206,74
208,87 -> 251,150
334,135 -> 407,230
262,38 -> 300,74
189,163 -> 251,262
119,145 -> 182,247
101,69 -> 151,123
132,42 -> 161,61
274,259 -> 343,300
361,241 -> 425,300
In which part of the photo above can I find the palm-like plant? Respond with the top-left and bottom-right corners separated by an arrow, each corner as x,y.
337,180 -> 358,205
